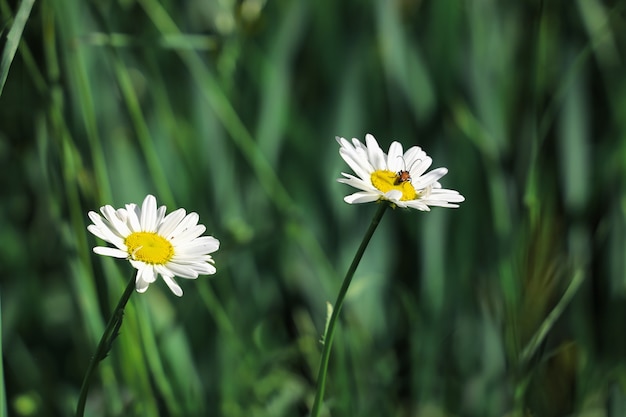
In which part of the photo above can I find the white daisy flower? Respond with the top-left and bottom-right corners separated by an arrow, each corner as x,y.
87,194 -> 220,296
337,133 -> 465,211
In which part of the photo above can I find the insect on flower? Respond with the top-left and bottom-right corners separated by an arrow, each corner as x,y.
394,169 -> 412,185
337,133 -> 465,210
393,156 -> 421,185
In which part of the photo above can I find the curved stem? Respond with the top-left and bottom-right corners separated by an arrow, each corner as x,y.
310,203 -> 388,417
75,272 -> 136,417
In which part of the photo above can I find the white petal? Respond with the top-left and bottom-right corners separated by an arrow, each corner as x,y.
344,191 -> 381,204
421,189 -> 465,207
93,246 -> 128,258
429,189 -> 465,201
158,208 -> 186,238
87,224 -> 108,241
421,200 -> 459,208
101,205 -> 131,237
192,262 -> 217,275
161,274 -> 183,297
403,146 -> 425,166
337,173 -> 376,192
133,263 -> 157,283
168,260 -> 216,277
413,168 -> 448,189
88,213 -> 126,246
155,205 -> 167,227
339,148 -> 373,182
169,213 -> 200,240
172,254 -> 215,264
175,236 -> 220,254
164,262 -> 200,278
135,276 -> 150,293
410,156 -> 433,177
383,189 -> 403,202
364,134 -> 387,170
88,210 -> 102,223
140,195 -> 158,231
126,203 -> 141,232
172,224 -> 207,243
387,141 -> 404,172
87,224 -> 124,247
128,264 -> 151,290
405,200 -> 431,211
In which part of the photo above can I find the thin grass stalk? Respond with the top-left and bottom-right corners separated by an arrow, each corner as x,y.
0,0 -> 35,97
519,269 -> 585,370
0,291 -> 6,417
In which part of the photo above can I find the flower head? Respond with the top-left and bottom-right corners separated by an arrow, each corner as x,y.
87,195 -> 220,296
337,134 -> 464,211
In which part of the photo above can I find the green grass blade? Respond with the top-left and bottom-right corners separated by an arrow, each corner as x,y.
0,291 -> 6,417
519,269 -> 585,370
0,0 -> 35,97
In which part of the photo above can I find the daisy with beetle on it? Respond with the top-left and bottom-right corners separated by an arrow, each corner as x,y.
76,194 -> 219,417
336,133 -> 465,210
310,133 -> 463,417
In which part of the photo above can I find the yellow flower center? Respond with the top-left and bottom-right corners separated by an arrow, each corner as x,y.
125,232 -> 174,265
370,170 -> 418,201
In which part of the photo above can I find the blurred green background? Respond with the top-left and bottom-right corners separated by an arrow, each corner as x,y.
2,0 -> 626,416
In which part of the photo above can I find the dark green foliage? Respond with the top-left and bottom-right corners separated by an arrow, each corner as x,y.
2,0 -> 626,416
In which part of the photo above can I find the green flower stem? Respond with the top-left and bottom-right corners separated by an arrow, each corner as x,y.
310,203 -> 388,417
75,272 -> 136,417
